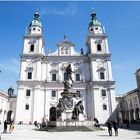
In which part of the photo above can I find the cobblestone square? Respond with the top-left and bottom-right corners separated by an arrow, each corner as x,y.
1,125 -> 140,140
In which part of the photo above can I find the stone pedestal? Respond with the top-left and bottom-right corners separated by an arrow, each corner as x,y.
61,110 -> 73,121
66,109 -> 73,120
79,113 -> 85,121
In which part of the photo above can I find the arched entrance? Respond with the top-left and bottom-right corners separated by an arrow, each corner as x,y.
7,110 -> 13,124
49,107 -> 56,121
135,108 -> 139,121
130,109 -> 134,123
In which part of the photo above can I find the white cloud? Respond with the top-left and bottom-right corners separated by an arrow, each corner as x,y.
40,4 -> 77,16
0,58 -> 19,74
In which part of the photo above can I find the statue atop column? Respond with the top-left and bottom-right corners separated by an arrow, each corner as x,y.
66,64 -> 73,82
56,64 -> 84,121
63,64 -> 74,94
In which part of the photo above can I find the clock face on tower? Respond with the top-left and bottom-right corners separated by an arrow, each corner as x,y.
61,46 -> 69,54
28,39 -> 36,45
95,39 -> 102,44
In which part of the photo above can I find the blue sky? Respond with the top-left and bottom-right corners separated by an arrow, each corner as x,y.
0,1 -> 140,95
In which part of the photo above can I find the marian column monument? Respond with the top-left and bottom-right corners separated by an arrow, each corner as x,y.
56,64 -> 84,121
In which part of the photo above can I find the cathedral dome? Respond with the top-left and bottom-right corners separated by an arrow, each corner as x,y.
29,19 -> 42,28
28,11 -> 42,28
89,11 -> 102,27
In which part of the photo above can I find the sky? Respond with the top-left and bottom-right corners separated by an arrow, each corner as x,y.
0,1 -> 140,95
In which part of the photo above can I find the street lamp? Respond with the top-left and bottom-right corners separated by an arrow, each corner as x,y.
8,86 -> 14,97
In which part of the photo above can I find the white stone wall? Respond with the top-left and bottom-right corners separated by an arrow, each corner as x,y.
16,13 -> 116,124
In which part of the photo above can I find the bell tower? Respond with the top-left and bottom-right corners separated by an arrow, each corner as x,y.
87,11 -> 112,81
86,11 -> 116,123
16,10 -> 46,123
22,10 -> 45,55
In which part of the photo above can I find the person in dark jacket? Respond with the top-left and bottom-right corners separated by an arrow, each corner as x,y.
3,120 -> 7,133
93,118 -> 100,127
112,119 -> 119,136
106,120 -> 113,136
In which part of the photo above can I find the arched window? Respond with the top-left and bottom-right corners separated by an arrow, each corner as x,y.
30,44 -> 34,52
25,104 -> 29,110
97,44 -> 102,51
103,104 -> 107,110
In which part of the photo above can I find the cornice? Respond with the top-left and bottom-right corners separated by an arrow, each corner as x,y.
90,80 -> 115,87
88,33 -> 108,39
20,54 -> 44,60
23,34 -> 43,39
88,53 -> 111,61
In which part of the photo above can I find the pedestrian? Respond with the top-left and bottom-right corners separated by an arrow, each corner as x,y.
106,120 -> 112,136
112,119 -> 119,136
93,118 -> 100,127
9,122 -> 14,133
3,120 -> 7,133
126,120 -> 130,128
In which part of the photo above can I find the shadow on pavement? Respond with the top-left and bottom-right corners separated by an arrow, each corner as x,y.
120,124 -> 140,131
96,135 -> 111,137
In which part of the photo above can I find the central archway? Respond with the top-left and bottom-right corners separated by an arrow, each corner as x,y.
7,110 -> 14,124
49,107 -> 56,121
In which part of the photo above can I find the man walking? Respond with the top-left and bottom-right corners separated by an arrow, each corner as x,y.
112,120 -> 119,136
3,120 -> 7,133
106,120 -> 113,136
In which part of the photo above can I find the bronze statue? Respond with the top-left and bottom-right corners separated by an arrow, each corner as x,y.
71,100 -> 84,120
66,64 -> 73,82
56,98 -> 65,118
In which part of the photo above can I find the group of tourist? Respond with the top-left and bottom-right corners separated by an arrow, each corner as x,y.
34,119 -> 48,130
106,119 -> 119,136
91,117 -> 119,136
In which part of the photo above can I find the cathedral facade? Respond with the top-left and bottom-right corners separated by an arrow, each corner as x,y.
15,11 -> 116,124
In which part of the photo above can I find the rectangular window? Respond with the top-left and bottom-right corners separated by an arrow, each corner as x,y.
100,72 -> 105,79
27,72 -> 32,79
52,91 -> 56,97
52,74 -> 56,81
101,90 -> 106,97
26,90 -> 30,96
76,74 -> 80,81
103,104 -> 107,110
64,72 -> 68,81
25,104 -> 29,110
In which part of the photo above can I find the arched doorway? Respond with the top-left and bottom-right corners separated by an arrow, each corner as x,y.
7,110 -> 14,124
135,108 -> 139,121
49,107 -> 56,121
130,109 -> 134,123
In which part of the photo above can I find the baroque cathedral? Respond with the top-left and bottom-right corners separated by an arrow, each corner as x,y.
15,11 -> 116,124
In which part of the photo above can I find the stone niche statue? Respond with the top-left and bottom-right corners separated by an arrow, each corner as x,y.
71,100 -> 84,120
